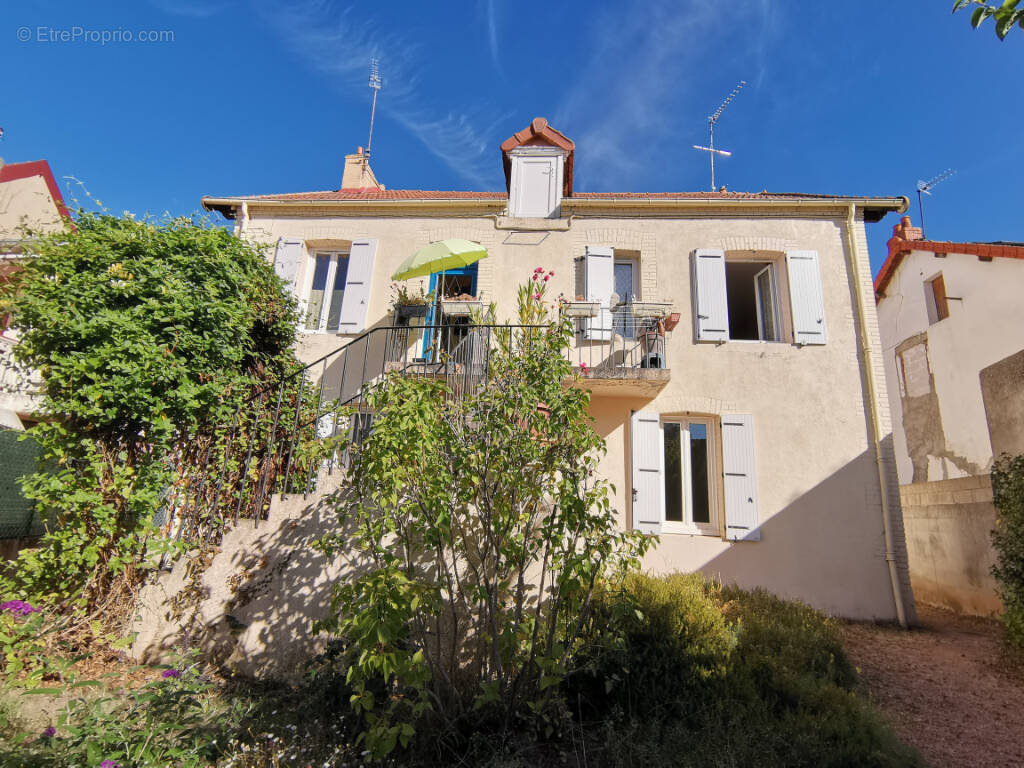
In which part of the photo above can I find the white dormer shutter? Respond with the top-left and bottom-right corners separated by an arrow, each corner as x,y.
722,414 -> 760,541
583,246 -> 614,341
693,249 -> 729,342
631,411 -> 664,534
786,250 -> 827,345
337,238 -> 377,334
273,239 -> 304,296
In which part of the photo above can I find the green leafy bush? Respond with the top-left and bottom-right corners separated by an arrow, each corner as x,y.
570,573 -> 737,720
315,270 -> 652,759
992,453 -> 1024,646
574,575 -> 919,768
0,213 -> 301,620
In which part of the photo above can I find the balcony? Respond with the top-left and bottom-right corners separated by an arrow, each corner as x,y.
565,303 -> 673,398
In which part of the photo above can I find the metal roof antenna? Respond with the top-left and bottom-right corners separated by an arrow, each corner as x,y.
915,169 -> 955,239
694,81 -> 745,192
366,58 -> 382,162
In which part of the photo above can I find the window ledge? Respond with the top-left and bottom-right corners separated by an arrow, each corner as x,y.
661,524 -> 719,537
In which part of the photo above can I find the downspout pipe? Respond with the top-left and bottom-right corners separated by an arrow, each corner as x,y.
845,203 -> 909,628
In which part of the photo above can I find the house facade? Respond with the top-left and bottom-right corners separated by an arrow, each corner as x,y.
875,217 -> 1024,614
201,118 -> 915,624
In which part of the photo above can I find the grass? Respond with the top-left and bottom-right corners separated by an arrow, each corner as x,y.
0,577 -> 921,767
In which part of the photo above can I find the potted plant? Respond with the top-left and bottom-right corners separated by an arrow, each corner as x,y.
390,282 -> 432,320
558,294 -> 601,318
439,292 -> 484,317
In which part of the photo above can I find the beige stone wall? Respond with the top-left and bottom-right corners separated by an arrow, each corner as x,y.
225,207 -> 906,622
900,475 -> 1001,616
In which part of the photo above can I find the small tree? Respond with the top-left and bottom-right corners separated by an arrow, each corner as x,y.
0,213 -> 301,621
992,453 -> 1024,646
316,269 -> 652,758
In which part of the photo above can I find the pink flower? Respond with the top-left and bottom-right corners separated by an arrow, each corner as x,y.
580,362 -> 589,373
543,275 -> 550,282
534,267 -> 543,273
534,293 -> 542,300
549,271 -> 554,277
532,274 -> 539,281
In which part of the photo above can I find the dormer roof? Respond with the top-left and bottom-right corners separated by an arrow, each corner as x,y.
500,117 -> 574,196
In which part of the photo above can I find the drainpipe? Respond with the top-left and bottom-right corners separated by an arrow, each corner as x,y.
845,203 -> 909,628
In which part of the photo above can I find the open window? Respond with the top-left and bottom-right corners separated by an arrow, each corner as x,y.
306,251 -> 349,332
725,261 -> 781,341
693,249 -> 826,345
924,273 -> 949,324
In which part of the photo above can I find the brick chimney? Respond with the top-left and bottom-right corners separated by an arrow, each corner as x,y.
340,146 -> 385,191
891,215 -> 923,242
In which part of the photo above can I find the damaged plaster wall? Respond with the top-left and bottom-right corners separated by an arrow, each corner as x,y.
878,249 -> 1024,485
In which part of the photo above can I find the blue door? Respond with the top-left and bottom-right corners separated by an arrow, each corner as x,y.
422,264 -> 479,360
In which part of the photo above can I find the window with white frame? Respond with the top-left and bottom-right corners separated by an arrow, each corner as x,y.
273,238 -> 378,335
662,418 -> 717,534
631,411 -> 760,541
693,249 -> 827,345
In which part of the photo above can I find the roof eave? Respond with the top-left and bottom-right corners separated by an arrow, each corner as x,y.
563,196 -> 908,221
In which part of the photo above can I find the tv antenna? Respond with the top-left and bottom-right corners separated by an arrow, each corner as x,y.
366,58 -> 382,161
915,169 -> 955,239
694,81 -> 745,192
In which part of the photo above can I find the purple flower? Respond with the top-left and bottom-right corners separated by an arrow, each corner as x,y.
0,600 -> 39,617
161,668 -> 181,679
41,726 -> 56,738
100,761 -> 121,768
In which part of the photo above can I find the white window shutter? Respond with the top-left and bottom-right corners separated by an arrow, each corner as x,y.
786,250 -> 827,345
693,249 -> 729,342
630,410 -> 664,534
583,246 -> 614,341
273,239 -> 304,296
337,238 -> 377,334
722,414 -> 760,541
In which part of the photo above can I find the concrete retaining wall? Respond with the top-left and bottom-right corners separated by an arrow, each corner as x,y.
900,475 -> 1001,616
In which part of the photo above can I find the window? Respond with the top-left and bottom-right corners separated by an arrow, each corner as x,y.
924,273 -> 949,324
725,261 -> 781,341
693,249 -> 827,345
662,418 -> 717,534
306,251 -> 349,332
631,410 -> 760,540
508,147 -> 565,218
613,257 -> 638,338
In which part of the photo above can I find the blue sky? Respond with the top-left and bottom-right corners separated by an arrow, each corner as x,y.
3,1 -> 1022,273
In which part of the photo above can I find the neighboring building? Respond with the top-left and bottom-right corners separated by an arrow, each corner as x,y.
141,117 -> 915,673
876,217 -> 1024,615
0,159 -> 68,429
0,159 -> 68,548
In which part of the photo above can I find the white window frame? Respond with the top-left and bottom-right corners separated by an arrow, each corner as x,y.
753,263 -> 782,342
613,256 -> 639,339
303,250 -> 350,333
661,416 -> 719,536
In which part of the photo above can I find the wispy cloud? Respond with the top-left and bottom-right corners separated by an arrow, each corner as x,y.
555,0 -> 774,191
252,0 -> 499,188
482,0 -> 502,73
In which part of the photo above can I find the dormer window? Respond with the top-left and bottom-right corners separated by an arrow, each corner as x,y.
508,147 -> 566,218
500,117 -> 575,220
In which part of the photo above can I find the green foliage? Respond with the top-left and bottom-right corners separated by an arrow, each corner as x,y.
316,270 -> 652,759
991,453 -> 1024,646
570,573 -> 737,720
953,0 -> 1024,38
574,575 -> 919,768
0,213 -> 301,616
1,655 -> 235,768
